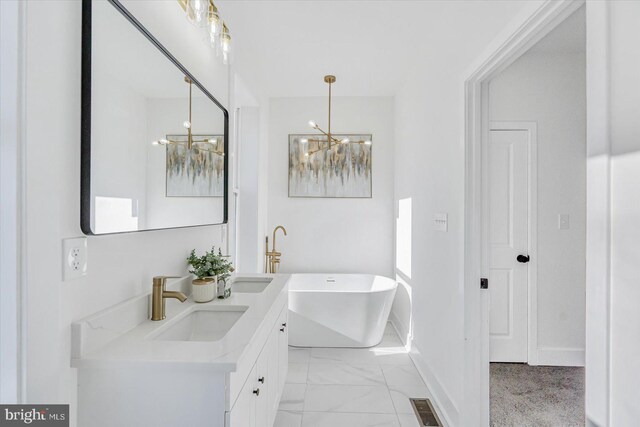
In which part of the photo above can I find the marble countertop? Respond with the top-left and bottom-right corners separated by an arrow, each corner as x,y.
71,274 -> 289,372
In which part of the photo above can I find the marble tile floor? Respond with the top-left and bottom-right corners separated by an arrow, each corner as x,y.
275,323 -> 441,427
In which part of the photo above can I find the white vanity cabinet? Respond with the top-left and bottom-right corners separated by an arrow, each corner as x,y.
72,275 -> 290,427
228,306 -> 288,427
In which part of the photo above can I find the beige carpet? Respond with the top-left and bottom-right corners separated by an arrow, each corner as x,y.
490,363 -> 584,427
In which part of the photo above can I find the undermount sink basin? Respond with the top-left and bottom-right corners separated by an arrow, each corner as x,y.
232,278 -> 273,293
151,306 -> 247,342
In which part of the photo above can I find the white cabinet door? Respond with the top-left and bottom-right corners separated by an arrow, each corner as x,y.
255,344 -> 269,427
266,325 -> 279,426
277,308 -> 288,393
228,305 -> 289,427
229,365 -> 257,427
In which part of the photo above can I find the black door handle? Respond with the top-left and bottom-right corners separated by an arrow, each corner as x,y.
517,254 -> 530,263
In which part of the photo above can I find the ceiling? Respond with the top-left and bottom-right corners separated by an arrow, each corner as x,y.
217,1 -> 535,98
528,5 -> 586,54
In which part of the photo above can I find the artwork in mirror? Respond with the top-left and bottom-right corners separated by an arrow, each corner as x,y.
81,0 -> 228,235
165,135 -> 225,197
288,134 -> 372,198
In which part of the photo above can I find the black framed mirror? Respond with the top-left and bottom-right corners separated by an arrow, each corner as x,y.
81,0 -> 228,235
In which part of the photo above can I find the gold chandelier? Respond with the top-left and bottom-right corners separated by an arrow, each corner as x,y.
152,76 -> 224,156
304,75 -> 371,158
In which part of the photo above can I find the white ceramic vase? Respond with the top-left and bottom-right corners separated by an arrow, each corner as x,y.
192,277 -> 216,303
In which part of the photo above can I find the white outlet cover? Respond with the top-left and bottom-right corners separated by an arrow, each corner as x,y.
63,237 -> 88,281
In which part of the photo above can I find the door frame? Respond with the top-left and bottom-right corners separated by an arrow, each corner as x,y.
462,0 -> 585,424
0,0 -> 27,404
486,122 -> 538,365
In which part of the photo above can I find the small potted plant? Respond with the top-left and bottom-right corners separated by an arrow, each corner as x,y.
187,247 -> 234,302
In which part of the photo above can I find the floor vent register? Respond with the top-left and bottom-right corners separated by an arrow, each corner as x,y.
409,398 -> 442,426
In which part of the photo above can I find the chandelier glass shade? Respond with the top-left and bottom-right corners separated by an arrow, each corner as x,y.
180,0 -> 231,64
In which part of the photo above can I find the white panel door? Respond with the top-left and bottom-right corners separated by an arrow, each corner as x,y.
489,129 -> 529,362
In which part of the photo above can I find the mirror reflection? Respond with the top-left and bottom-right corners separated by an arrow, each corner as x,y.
84,0 -> 227,235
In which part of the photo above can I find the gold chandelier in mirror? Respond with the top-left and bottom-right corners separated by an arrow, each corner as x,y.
152,76 -> 224,156
304,75 -> 371,158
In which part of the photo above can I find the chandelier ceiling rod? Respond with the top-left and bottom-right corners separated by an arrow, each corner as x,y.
305,75 -> 372,157
151,76 -> 224,155
326,75 -> 335,145
186,76 -> 193,149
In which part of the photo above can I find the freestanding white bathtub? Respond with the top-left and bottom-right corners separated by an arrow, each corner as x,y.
288,274 -> 397,348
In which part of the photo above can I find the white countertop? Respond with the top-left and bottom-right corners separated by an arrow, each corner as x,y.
71,274 -> 289,372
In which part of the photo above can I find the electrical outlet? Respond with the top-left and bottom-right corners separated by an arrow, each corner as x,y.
63,237 -> 88,281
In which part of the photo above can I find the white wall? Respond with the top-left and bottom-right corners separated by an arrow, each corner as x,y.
228,72 -> 263,273
0,0 -> 22,403
267,97 -> 394,276
583,2 -> 640,425
606,1 -> 640,424
584,5 -> 611,424
391,2 -> 546,424
394,68 -> 467,426
488,51 -> 586,365
235,106 -> 261,272
257,96 -> 272,274
20,1 -> 238,425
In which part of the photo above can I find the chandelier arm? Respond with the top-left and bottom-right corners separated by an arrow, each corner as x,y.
312,126 -> 343,146
305,142 -> 340,156
165,138 -> 221,145
303,138 -> 370,157
162,139 -> 224,155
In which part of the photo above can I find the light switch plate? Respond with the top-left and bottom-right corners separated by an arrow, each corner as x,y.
63,237 -> 88,281
433,213 -> 448,232
558,214 -> 570,230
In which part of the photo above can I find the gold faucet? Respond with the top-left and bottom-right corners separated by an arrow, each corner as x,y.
265,226 -> 287,273
151,276 -> 187,321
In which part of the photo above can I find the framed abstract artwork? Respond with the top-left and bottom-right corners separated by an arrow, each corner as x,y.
288,134 -> 372,198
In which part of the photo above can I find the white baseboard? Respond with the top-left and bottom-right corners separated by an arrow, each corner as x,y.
408,341 -> 459,427
388,311 -> 409,345
535,347 -> 585,367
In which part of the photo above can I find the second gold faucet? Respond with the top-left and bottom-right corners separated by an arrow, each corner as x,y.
265,225 -> 287,273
